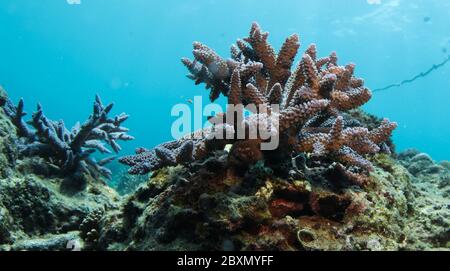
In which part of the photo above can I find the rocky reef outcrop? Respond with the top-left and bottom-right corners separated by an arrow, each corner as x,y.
93,149 -> 449,251
0,23 -> 448,251
397,150 -> 450,249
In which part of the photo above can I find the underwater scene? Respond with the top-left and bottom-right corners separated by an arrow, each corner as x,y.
0,0 -> 449,252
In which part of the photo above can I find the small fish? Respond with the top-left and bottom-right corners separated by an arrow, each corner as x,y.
186,99 -> 193,104
223,144 -> 233,153
442,48 -> 448,54
423,16 -> 431,23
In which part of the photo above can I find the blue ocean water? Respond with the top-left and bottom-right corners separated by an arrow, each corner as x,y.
0,0 -> 449,161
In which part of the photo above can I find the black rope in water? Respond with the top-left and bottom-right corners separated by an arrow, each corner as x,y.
373,54 -> 450,92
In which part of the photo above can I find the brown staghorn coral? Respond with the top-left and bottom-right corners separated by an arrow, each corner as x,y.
297,117 -> 397,185
120,22 -> 396,186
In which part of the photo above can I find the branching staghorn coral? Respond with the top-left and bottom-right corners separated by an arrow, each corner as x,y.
0,89 -> 133,180
120,23 -> 397,185
298,117 -> 397,184
120,124 -> 236,175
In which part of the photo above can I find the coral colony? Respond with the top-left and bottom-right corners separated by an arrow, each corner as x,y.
0,91 -> 133,181
119,22 -> 397,186
1,22 -> 449,252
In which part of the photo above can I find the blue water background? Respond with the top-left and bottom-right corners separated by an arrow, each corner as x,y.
0,0 -> 449,161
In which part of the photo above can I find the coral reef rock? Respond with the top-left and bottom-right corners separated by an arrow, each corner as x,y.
110,164 -> 149,195
0,23 -> 448,251
97,151 -> 449,251
397,149 -> 450,249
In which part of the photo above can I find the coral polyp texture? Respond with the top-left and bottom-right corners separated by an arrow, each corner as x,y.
0,88 -> 133,182
120,22 -> 397,186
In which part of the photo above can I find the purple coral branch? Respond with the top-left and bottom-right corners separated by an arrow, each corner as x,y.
0,89 -> 133,180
